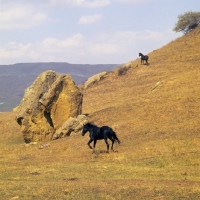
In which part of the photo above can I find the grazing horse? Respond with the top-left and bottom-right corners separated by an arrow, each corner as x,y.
139,53 -> 149,65
82,123 -> 120,152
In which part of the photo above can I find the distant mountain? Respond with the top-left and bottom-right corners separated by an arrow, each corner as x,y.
0,62 -> 118,111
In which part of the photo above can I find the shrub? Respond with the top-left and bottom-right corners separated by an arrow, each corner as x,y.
173,11 -> 200,34
118,66 -> 130,76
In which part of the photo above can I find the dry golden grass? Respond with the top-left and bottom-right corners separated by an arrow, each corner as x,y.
1,27 -> 200,199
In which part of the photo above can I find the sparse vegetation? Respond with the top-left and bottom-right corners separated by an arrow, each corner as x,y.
0,26 -> 200,199
173,11 -> 200,34
118,65 -> 131,76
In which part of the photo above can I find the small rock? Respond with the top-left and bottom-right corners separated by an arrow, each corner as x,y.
10,196 -> 19,200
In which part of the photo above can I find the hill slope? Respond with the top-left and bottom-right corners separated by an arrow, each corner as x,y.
0,27 -> 200,199
83,26 -> 200,136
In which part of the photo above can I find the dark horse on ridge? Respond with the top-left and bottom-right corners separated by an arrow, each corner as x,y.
139,52 -> 149,65
82,123 -> 120,152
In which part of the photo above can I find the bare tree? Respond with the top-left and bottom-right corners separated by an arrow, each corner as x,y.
173,11 -> 200,34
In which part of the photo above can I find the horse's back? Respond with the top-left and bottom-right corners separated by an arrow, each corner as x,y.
100,126 -> 115,136
100,126 -> 113,132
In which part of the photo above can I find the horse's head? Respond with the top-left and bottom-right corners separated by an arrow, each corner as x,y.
82,124 -> 88,136
139,53 -> 142,57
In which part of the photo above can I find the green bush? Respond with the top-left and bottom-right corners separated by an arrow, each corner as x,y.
173,11 -> 200,34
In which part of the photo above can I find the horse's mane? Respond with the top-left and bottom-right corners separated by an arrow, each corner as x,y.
85,122 -> 98,128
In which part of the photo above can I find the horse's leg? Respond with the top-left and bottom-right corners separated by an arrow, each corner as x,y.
91,139 -> 98,154
111,140 -> 115,151
93,139 -> 97,149
87,138 -> 94,149
104,138 -> 109,153
108,137 -> 114,151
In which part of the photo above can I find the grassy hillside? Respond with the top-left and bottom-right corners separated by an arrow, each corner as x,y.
0,27 -> 200,199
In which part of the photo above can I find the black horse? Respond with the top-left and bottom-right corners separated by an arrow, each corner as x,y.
139,53 -> 149,65
82,123 -> 120,152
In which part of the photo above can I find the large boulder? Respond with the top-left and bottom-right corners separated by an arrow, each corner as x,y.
15,70 -> 83,143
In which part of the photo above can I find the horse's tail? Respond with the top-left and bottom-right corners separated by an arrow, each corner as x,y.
112,131 -> 120,144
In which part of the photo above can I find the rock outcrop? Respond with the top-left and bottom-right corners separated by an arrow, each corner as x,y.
83,71 -> 107,89
15,70 -> 83,143
53,115 -> 87,140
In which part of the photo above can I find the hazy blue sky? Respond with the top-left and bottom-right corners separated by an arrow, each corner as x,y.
0,0 -> 199,64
